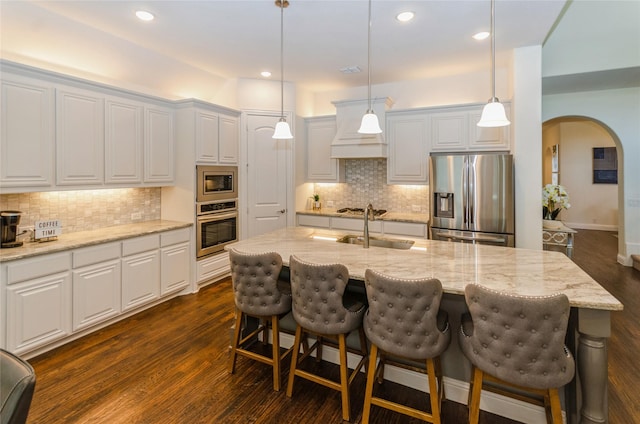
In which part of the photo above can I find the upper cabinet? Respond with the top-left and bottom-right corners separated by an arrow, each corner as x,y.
177,101 -> 240,166
305,116 -> 344,182
144,105 -> 175,183
0,74 -> 55,188
386,111 -> 429,184
105,97 -> 144,185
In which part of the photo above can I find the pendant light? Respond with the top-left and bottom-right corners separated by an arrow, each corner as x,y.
357,0 -> 382,134
273,0 -> 293,139
477,0 -> 510,128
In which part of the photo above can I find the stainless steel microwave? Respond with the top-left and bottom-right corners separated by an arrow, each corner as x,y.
196,165 -> 238,202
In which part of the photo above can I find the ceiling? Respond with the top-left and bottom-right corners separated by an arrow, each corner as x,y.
1,0 -> 568,97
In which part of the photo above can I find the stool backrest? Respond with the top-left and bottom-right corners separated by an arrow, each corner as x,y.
364,269 -> 450,360
229,248 -> 290,316
462,284 -> 575,389
1,349 -> 36,424
289,255 -> 360,335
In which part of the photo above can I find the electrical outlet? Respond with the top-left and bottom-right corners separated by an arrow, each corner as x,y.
412,205 -> 421,212
131,212 -> 142,220
326,200 -> 335,208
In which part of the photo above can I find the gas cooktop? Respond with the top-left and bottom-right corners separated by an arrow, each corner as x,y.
336,207 -> 387,217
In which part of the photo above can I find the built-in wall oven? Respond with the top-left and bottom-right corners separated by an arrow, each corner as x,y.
196,199 -> 238,258
196,165 -> 237,202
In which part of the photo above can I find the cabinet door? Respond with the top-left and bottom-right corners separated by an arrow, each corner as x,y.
306,116 -> 343,182
195,110 -> 219,163
430,110 -> 468,151
72,259 -> 121,331
144,105 -> 174,183
161,242 -> 190,295
121,250 -> 160,312
196,252 -> 229,285
468,104 -> 511,151
0,75 -> 55,188
6,272 -> 72,354
387,113 -> 429,184
219,114 -> 239,164
105,97 -> 143,184
56,86 -> 104,185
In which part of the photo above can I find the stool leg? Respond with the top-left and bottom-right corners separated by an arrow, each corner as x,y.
468,367 -> 483,424
362,344 -> 379,424
286,325 -> 303,398
427,358 -> 442,424
548,388 -> 563,424
271,316 -> 281,391
229,309 -> 243,374
338,333 -> 351,422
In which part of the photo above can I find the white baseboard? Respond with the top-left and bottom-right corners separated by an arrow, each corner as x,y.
276,332 -> 564,423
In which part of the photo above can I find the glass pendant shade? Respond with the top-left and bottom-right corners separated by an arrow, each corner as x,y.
477,99 -> 510,127
273,119 -> 293,139
358,111 -> 382,134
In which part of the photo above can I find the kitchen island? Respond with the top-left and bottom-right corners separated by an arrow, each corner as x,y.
227,226 -> 622,424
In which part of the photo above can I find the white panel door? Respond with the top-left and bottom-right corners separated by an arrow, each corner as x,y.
72,259 -> 121,331
246,113 -> 291,238
105,97 -> 143,184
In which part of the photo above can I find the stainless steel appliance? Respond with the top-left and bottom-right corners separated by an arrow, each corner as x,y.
1,210 -> 23,248
196,199 -> 239,258
429,152 -> 514,247
196,165 -> 238,203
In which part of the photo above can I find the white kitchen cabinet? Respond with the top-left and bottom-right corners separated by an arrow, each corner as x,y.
72,243 -> 121,331
144,105 -> 174,184
56,85 -> 105,186
196,251 -> 230,285
195,109 -> 220,163
430,109 -> 468,151
382,221 -> 427,238
218,113 -> 239,164
297,214 -> 331,228
468,104 -> 511,151
121,235 -> 161,312
5,252 -> 72,355
105,97 -> 144,184
160,228 -> 190,295
386,112 -> 429,184
332,216 -> 382,233
0,74 -> 55,189
305,116 -> 344,182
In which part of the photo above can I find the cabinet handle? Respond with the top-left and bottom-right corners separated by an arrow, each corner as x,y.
279,209 -> 286,214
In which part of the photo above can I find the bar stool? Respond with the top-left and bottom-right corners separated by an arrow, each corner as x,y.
361,269 -> 451,424
228,248 -> 294,392
286,255 -> 368,422
459,284 -> 575,424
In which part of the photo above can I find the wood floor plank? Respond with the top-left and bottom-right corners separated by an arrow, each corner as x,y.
24,229 -> 638,423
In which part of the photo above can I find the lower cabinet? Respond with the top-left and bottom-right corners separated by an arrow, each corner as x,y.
1,227 -> 191,356
196,251 -> 230,285
297,214 -> 427,238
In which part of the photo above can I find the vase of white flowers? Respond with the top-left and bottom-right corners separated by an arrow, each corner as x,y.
542,184 -> 570,228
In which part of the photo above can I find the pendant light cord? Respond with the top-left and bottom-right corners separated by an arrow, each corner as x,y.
280,1 -> 285,118
366,0 -> 372,112
490,0 -> 496,101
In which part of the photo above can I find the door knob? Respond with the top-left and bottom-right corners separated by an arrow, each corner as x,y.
279,209 -> 286,214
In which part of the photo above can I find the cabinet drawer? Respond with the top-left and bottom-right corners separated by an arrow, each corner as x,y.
383,221 -> 426,237
122,234 -> 160,256
6,252 -> 71,285
73,242 -> 120,268
197,252 -> 229,283
297,214 -> 330,228
161,227 -> 190,247
332,217 -> 382,233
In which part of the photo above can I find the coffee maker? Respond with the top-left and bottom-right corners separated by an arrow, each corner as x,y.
1,210 -> 23,248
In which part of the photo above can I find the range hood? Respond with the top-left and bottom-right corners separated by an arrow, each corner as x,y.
331,97 -> 393,159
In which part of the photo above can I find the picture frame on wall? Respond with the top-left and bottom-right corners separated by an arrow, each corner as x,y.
593,147 -> 618,184
551,144 -> 559,173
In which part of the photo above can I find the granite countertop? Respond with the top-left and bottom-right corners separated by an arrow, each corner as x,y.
226,226 -> 623,311
297,208 -> 429,224
0,220 -> 192,262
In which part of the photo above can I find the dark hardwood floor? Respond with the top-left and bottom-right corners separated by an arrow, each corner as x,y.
24,229 -> 639,423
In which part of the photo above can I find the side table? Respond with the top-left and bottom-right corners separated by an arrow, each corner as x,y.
542,223 -> 577,258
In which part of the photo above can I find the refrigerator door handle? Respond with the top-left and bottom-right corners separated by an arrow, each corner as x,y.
462,156 -> 468,226
435,232 -> 507,244
468,156 -> 475,225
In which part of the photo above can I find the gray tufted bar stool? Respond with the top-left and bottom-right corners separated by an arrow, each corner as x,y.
286,255 -> 368,422
459,283 -> 575,424
228,248 -> 294,392
362,269 -> 451,424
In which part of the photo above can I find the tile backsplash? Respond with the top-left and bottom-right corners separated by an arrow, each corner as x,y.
312,159 -> 429,213
0,188 -> 161,234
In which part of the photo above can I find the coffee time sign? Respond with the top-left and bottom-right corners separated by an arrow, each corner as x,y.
35,220 -> 62,240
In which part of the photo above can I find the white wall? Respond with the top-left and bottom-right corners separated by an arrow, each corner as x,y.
543,88 -> 640,265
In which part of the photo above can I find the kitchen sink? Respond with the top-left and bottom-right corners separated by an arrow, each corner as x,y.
336,234 -> 415,250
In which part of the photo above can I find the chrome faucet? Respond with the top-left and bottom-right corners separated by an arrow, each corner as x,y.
363,203 -> 375,248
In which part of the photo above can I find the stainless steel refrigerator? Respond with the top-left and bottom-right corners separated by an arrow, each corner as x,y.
429,152 -> 514,247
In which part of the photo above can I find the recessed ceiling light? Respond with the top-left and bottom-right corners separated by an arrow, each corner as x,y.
135,10 -> 154,21
340,65 -> 361,74
261,71 -> 272,78
396,11 -> 415,22
473,31 -> 490,40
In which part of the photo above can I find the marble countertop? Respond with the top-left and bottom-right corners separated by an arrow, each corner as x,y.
226,226 -> 622,311
0,220 -> 192,262
297,209 -> 429,224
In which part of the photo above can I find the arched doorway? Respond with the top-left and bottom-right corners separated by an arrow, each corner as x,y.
542,116 -> 624,260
